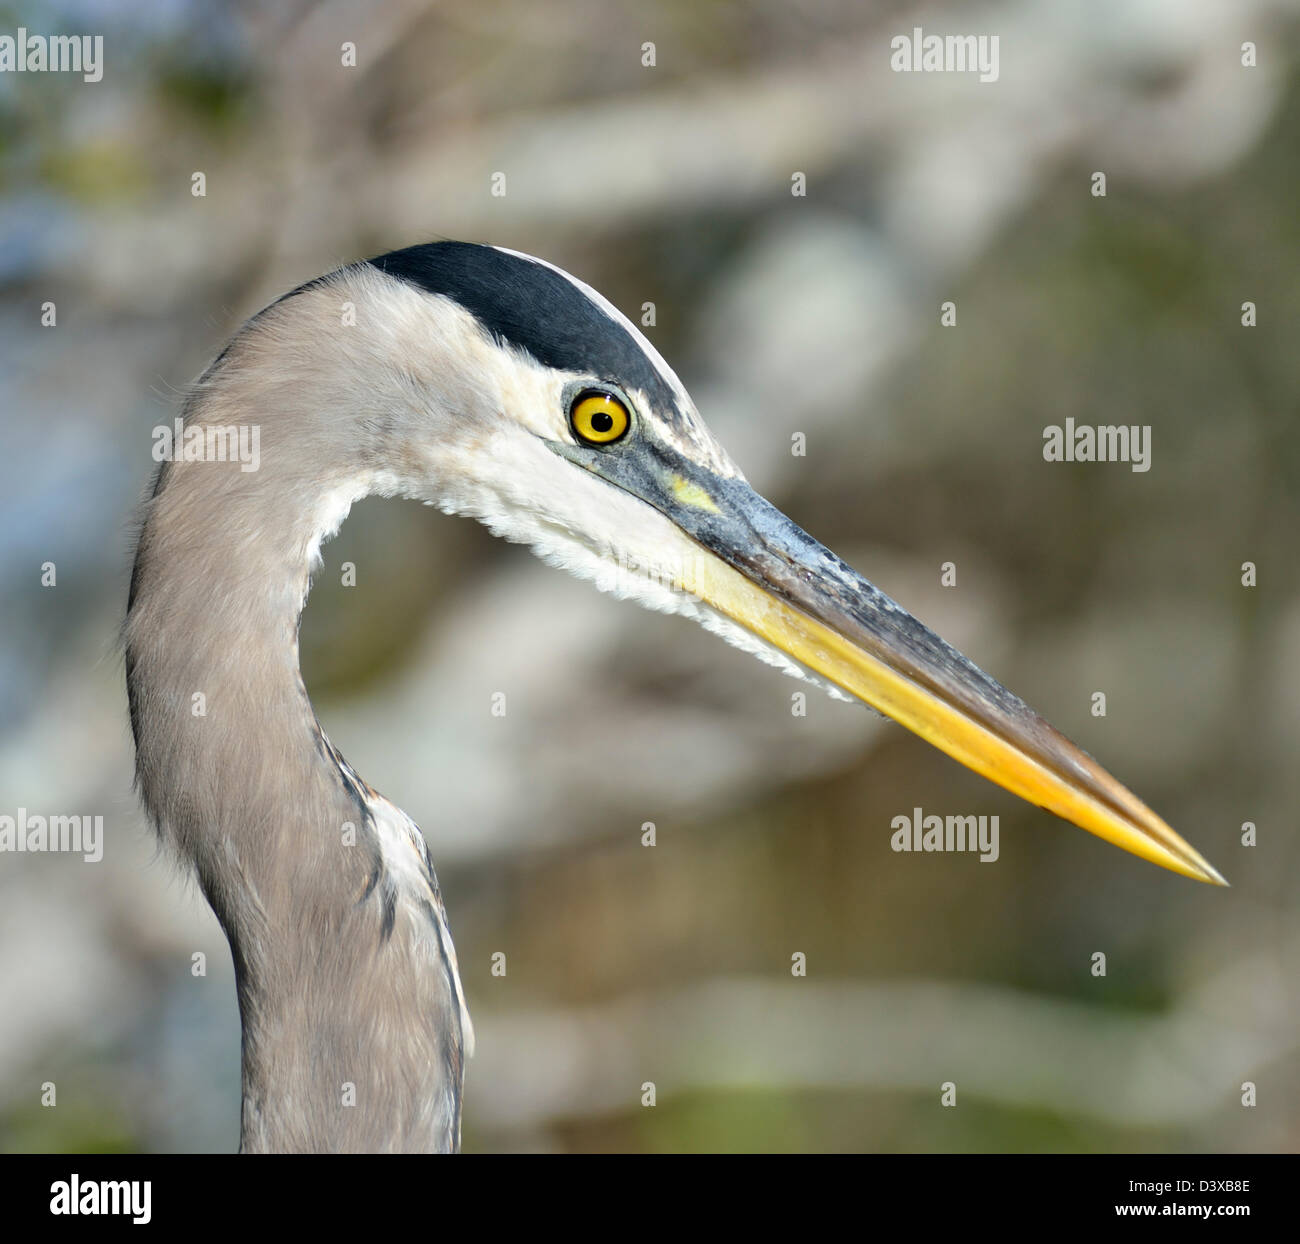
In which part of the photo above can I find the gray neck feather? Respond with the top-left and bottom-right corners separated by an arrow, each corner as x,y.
126,279 -> 469,1152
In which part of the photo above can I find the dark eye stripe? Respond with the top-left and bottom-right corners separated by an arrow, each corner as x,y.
370,242 -> 681,414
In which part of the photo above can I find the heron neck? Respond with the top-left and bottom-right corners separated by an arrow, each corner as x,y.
125,359 -> 466,1152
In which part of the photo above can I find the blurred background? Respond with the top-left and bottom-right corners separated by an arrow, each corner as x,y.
1,0 -> 1298,1153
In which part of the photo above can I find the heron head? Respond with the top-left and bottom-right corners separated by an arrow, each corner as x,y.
361,241 -> 1222,886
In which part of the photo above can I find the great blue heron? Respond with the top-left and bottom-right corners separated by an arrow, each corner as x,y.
125,241 -> 1224,1154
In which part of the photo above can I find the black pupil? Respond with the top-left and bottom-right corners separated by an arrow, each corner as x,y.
590,410 -> 614,434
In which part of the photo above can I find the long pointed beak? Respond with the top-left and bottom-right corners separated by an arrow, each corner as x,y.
668,477 -> 1225,885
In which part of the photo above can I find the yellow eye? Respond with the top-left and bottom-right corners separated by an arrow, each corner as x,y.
570,391 -> 630,445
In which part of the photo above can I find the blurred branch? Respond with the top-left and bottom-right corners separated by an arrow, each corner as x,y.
471,946 -> 1297,1132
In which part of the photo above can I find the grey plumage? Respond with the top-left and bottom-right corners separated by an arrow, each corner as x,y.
128,263 -> 489,1152
129,245 -> 729,1152
126,242 -> 1224,1155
